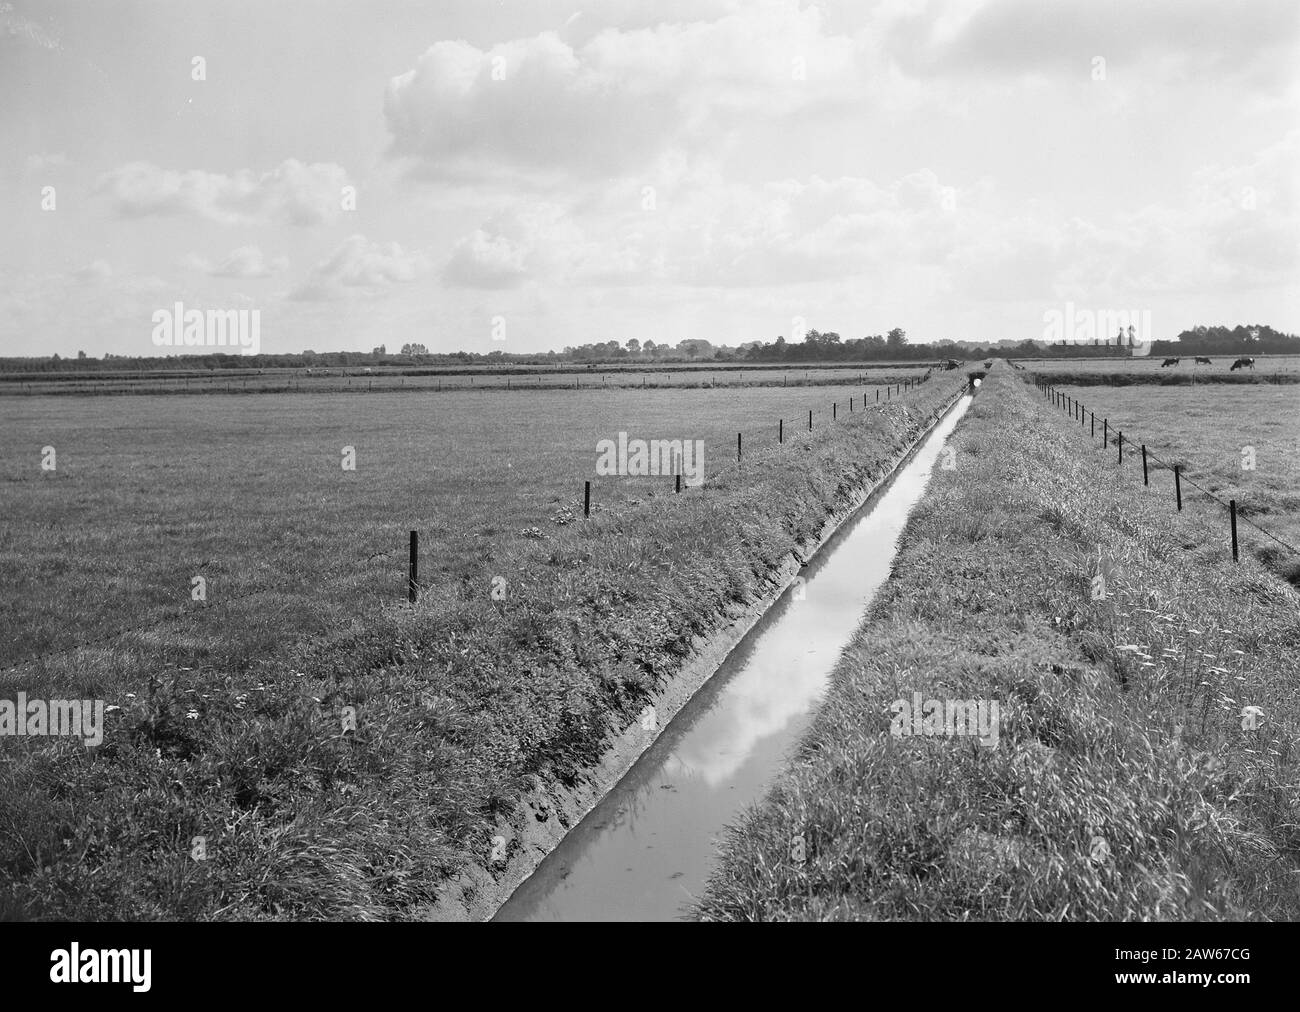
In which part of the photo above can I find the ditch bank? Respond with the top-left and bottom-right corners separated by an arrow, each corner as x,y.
694,364 -> 1300,921
421,382 -> 973,921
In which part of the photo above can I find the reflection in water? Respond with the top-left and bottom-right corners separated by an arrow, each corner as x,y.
495,396 -> 974,921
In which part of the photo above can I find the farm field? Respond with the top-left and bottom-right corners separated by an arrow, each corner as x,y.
0,373 -> 966,919
0,362 -> 942,398
1025,354 -> 1300,384
1,378 -> 937,667
1038,384 -> 1300,583
697,365 -> 1300,921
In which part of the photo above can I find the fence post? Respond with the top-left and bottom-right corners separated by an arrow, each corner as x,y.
737,432 -> 742,463
876,389 -> 879,403
408,531 -> 418,604
584,480 -> 591,518
809,410 -> 813,430
1230,500 -> 1239,562
833,402 -> 837,421
1104,419 -> 1108,447
779,418 -> 783,444
1118,432 -> 1123,464
1141,445 -> 1148,484
676,471 -> 681,494
1174,465 -> 1182,510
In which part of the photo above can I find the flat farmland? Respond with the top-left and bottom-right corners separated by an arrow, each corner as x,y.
1026,354 -> 1300,384
0,374 -> 966,919
1,380 -> 931,670
0,362 -> 940,398
1042,383 -> 1300,582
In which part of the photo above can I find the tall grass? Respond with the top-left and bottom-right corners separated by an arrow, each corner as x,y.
0,378 -> 965,920
696,364 -> 1300,921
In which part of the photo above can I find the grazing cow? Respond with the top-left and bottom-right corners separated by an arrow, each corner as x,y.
1161,357 -> 1180,367
1230,356 -> 1256,372
1195,356 -> 1212,365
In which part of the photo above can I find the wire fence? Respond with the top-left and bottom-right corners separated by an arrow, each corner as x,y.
3,371 -> 963,676
1030,374 -> 1300,563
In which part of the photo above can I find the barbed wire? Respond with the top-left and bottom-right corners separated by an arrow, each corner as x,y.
1030,375 -> 1300,560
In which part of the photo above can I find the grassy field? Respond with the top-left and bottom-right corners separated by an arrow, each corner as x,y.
1,379 -> 934,667
0,373 -> 966,919
1025,355 -> 1300,385
1031,384 -> 1300,585
0,363 -> 945,398
697,364 -> 1300,921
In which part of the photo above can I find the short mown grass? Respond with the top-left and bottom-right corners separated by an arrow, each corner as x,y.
695,363 -> 1300,921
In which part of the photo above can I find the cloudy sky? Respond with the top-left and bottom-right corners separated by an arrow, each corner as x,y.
2,0 -> 1297,357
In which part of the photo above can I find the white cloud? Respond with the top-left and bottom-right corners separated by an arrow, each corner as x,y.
289,235 -> 433,301
24,152 -> 70,175
886,0 -> 1300,85
95,159 -> 351,225
384,3 -> 866,184
73,259 -> 113,282
183,245 -> 289,278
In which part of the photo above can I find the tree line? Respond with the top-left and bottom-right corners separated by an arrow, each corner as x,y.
3,324 -> 1295,374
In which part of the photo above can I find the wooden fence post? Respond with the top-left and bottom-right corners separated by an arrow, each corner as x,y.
1118,432 -> 1123,464
1141,445 -> 1149,484
737,432 -> 742,463
809,410 -> 813,430
779,418 -> 783,444
584,481 -> 591,518
1230,500 -> 1239,562
408,531 -> 418,604
1175,465 -> 1182,511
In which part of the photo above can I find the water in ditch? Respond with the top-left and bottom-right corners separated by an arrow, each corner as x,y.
495,394 -> 975,921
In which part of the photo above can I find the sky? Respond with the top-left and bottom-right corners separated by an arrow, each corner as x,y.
1,0 -> 1297,358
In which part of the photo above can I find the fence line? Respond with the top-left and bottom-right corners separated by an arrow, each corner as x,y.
5,373 -> 959,674
1030,375 -> 1300,562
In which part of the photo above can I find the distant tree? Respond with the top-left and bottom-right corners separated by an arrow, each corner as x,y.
77,350 -> 87,359
626,338 -> 641,354
372,345 -> 386,355
886,327 -> 907,348
400,343 -> 429,356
